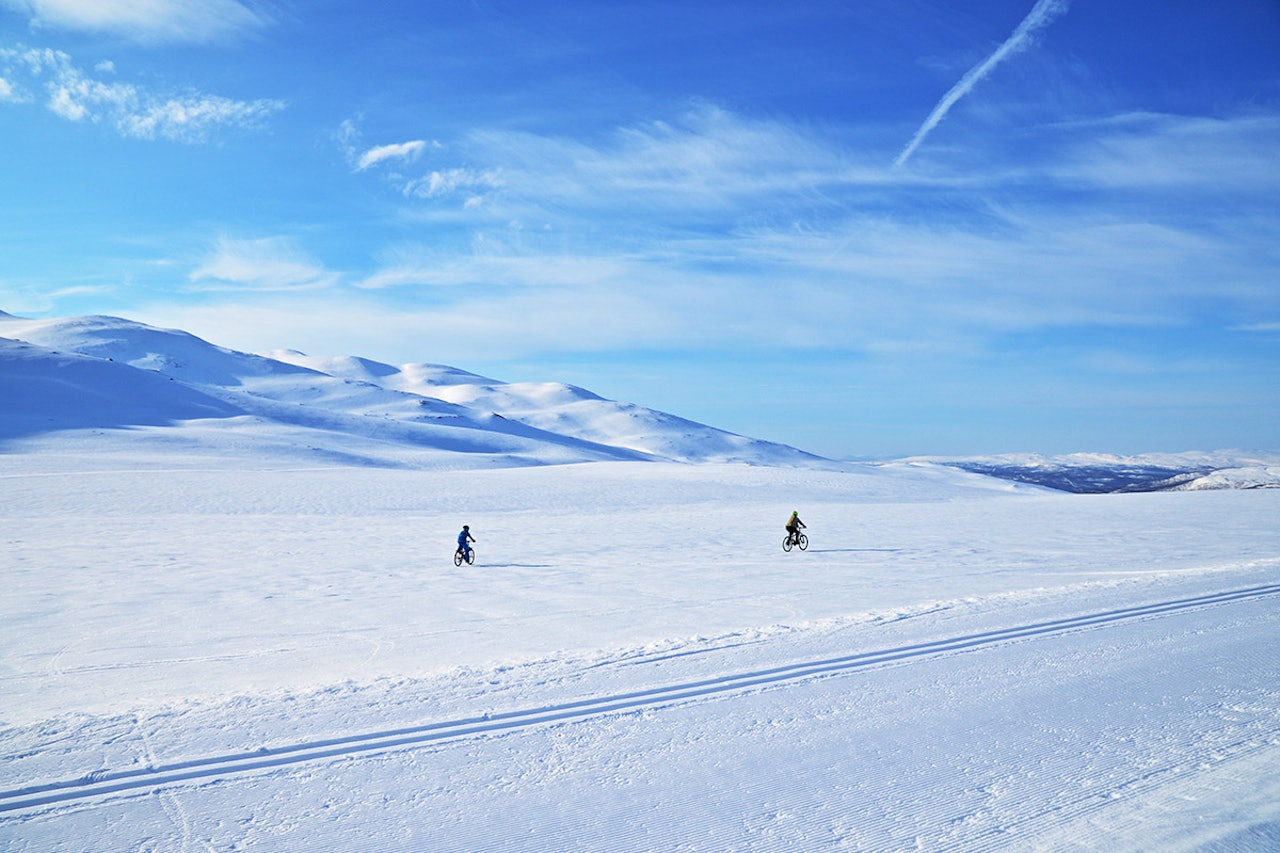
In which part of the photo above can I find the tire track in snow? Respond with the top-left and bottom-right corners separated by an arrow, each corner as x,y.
4,582 -> 1278,814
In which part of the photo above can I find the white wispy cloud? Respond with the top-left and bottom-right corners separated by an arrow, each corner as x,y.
0,45 -> 284,141
1047,112 -> 1280,192
0,279 -> 112,315
136,176 -> 1277,385
356,140 -> 430,171
1,0 -> 271,44
386,105 -> 867,223
189,237 -> 340,291
355,246 -> 631,291
403,167 -> 506,202
894,0 -> 1071,167
147,217 -> 1191,366
483,105 -> 857,208
137,285 -> 694,366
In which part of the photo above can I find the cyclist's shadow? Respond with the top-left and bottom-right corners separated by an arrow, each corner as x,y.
806,548 -> 903,554
482,563 -> 556,568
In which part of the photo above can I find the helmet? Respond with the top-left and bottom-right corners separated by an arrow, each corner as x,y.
463,524 -> 469,530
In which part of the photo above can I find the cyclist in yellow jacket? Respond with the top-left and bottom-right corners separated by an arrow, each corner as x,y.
785,511 -> 806,546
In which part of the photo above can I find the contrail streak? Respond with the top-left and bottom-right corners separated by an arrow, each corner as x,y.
894,0 -> 1071,168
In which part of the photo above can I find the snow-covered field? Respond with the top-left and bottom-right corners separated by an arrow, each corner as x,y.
3,445 -> 1279,851
3,312 -> 1280,850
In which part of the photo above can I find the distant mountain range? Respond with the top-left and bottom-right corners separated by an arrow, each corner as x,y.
0,311 -> 824,468
918,452 -> 1280,494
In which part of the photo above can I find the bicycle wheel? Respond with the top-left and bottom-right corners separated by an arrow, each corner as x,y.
783,535 -> 793,552
454,549 -> 464,566
797,533 -> 808,551
465,549 -> 475,565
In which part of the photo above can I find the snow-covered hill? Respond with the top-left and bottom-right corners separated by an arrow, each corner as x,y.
0,311 -> 822,468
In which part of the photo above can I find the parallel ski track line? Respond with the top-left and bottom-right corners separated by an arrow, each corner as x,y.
4,582 -> 1278,814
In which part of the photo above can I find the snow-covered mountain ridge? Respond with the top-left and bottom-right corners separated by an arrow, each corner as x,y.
0,311 -> 823,468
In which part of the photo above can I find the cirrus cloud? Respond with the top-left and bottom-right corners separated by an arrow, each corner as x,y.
342,102 -> 1280,363
190,237 -> 340,292
1,0 -> 271,44
403,167 -> 505,201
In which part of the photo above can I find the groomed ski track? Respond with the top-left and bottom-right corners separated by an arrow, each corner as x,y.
6,582 -> 1277,816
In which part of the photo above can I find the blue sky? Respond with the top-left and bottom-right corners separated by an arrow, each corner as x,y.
2,0 -> 1278,458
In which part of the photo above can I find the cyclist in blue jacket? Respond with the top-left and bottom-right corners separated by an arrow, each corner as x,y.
457,525 -> 475,561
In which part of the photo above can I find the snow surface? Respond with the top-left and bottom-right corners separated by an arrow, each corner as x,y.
3,312 -> 1280,851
